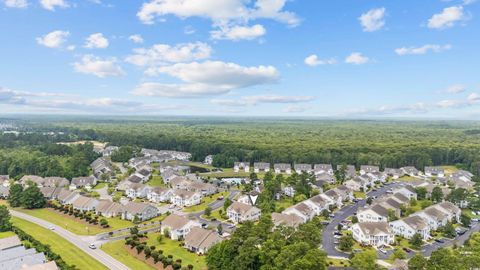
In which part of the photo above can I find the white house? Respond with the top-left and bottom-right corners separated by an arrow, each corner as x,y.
227,202 -> 261,224
360,165 -> 380,175
413,207 -> 449,230
122,202 -> 159,221
170,190 -> 202,207
435,202 -> 461,223
147,187 -> 174,203
161,214 -> 200,240
393,186 -> 417,201
184,227 -> 223,254
204,155 -> 213,165
126,183 -> 151,199
384,168 -> 403,179
283,186 -> 295,197
424,166 -> 445,177
274,163 -> 292,174
357,205 -> 389,223
283,203 -> 315,222
389,215 -> 430,240
253,162 -> 270,173
401,166 -> 420,176
294,164 -> 312,174
314,164 -> 333,175
234,162 -> 250,173
351,222 -> 395,247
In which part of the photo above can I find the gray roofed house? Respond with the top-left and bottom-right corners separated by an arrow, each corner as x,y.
0,175 -> 10,186
22,261 -> 59,270
315,172 -> 335,184
19,175 -> 45,187
274,163 -> 292,174
391,192 -> 410,205
400,166 -> 420,176
184,227 -> 223,254
0,236 -> 22,250
57,189 -> 80,204
70,176 -> 96,189
161,214 -> 200,240
253,162 -> 270,173
351,221 -> 394,247
0,186 -> 9,199
127,174 -> 143,183
0,246 -> 47,270
314,164 -> 333,175
337,165 -> 357,178
271,212 -> 304,228
360,165 -> 380,175
122,202 -> 159,221
71,195 -> 99,211
227,201 -> 261,224
186,181 -> 217,196
39,187 -> 63,200
90,157 -> 113,178
95,200 -> 124,218
384,168 -> 403,179
233,162 -> 250,173
424,166 -> 445,177
294,164 -> 312,174
43,177 -> 69,188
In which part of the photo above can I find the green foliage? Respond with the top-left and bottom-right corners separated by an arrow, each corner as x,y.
204,206 -> 212,217
461,213 -> 471,227
8,183 -> 23,207
409,233 -> 424,249
390,248 -> 407,260
431,187 -> 444,203
350,249 -> 378,270
443,222 -> 457,239
110,146 -> 140,162
338,234 -> 354,252
408,253 -> 427,270
416,187 -> 427,200
447,188 -> 468,206
21,185 -> 46,209
0,205 -> 12,232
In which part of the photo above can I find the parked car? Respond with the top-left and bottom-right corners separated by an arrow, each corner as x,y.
89,244 -> 96,249
217,196 -> 224,200
403,247 -> 412,253
202,223 -> 208,228
435,238 -> 445,243
49,226 -> 55,230
379,248 -> 387,254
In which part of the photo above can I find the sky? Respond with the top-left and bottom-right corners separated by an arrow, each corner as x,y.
0,0 -> 479,119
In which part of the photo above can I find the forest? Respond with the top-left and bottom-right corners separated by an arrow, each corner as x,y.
2,117 -> 480,177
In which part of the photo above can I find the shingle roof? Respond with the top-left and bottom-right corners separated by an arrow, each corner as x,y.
162,214 -> 190,230
357,222 -> 392,235
184,227 -> 222,251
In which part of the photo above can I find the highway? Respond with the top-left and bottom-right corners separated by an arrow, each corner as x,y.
10,210 -> 130,270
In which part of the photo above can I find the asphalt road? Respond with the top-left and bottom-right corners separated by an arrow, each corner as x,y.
10,210 -> 130,270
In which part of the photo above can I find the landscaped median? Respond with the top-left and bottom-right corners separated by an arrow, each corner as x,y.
11,217 -> 108,270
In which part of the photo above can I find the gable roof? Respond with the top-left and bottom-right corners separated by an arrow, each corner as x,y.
357,222 -> 392,236
123,202 -> 155,215
271,212 -> 303,227
403,215 -> 428,230
184,227 -> 222,250
162,214 -> 190,230
228,201 -> 258,215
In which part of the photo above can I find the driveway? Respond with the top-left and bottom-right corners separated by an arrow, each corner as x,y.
10,210 -> 130,270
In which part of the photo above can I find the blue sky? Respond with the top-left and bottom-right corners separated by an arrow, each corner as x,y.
1,0 -> 479,118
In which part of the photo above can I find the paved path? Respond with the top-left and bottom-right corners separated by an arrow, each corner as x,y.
10,210 -> 130,270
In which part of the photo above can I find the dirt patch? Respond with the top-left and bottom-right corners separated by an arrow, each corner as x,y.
125,246 -> 174,270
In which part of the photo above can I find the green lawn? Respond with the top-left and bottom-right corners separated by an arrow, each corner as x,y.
326,257 -> 350,267
275,198 -> 294,212
12,217 -> 108,270
441,166 -> 459,174
202,208 -> 228,222
147,175 -> 166,187
101,241 -> 155,270
94,182 -> 107,189
0,231 -> 15,239
183,192 -> 229,213
147,233 -> 207,270
353,191 -> 366,199
14,208 -> 133,235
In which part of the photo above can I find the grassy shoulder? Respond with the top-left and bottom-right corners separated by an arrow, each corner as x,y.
183,192 -> 229,213
0,230 -> 16,239
11,217 -> 108,270
101,241 -> 155,270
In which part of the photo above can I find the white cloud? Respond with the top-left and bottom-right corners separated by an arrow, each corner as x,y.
128,34 -> 144,44
345,52 -> 370,65
428,6 -> 466,29
126,42 -> 212,67
304,54 -> 336,67
211,24 -> 266,41
36,30 -> 70,49
359,8 -> 386,32
4,0 -> 28,8
184,26 -> 196,35
73,55 -> 125,78
211,94 -> 314,106
343,102 -> 428,116
84,33 -> 109,49
437,99 -> 464,108
40,0 -> 68,11
445,84 -> 466,94
133,61 -> 279,98
137,0 -> 300,26
395,44 -> 452,55
283,105 -> 308,113
468,93 -> 480,101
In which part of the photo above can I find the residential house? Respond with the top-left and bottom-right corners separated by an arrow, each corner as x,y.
237,191 -> 259,206
170,176 -> 191,190
126,183 -> 151,199
425,166 -> 445,177
147,187 -> 174,203
90,157 -> 113,178
57,189 -> 80,205
314,164 -> 333,175
227,202 -> 261,224
271,212 -> 304,228
127,174 -> 143,184
70,176 -> 96,190
435,201 -> 461,223
161,169 -> 180,184
0,186 -> 9,199
204,155 -> 213,165
186,182 -> 217,196
101,146 -> 118,157
360,165 -> 380,175
389,215 -> 430,240
375,198 -> 402,218
401,166 -> 420,176
116,180 -> 135,191
0,235 -> 22,250
283,203 -> 315,222
95,200 -> 124,218
19,175 -> 44,187
315,172 -> 335,184
391,193 -> 410,206
451,170 -> 474,182
307,194 -> 331,213
0,175 -> 9,187
384,168 -> 403,179
39,187 -> 63,200
234,162 -> 250,173
161,214 -> 200,240
253,162 -> 270,173
122,202 -> 159,221
413,207 -> 449,230
393,186 -> 417,200
345,178 -> 366,191
337,165 -> 357,179
184,227 -> 223,254
170,190 -> 202,207
43,177 -> 69,188
294,164 -> 312,174
357,204 -> 389,223
274,163 -> 292,174
368,172 -> 388,183
351,222 -> 395,247
71,196 -> 99,212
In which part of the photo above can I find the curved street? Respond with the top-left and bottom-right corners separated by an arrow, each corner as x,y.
10,210 -> 130,270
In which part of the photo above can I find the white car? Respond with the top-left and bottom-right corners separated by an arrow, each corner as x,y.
48,226 -> 55,230
89,244 -> 97,249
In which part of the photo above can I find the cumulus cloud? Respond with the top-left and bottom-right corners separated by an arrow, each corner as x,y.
211,24 -> 266,40
125,42 -> 212,67
133,61 -> 279,98
428,6 -> 466,29
36,30 -> 70,49
73,55 -> 125,78
343,102 -> 428,116
137,0 -> 299,26
40,0 -> 68,11
128,34 -> 144,44
445,84 -> 466,94
211,94 -> 314,107
468,93 -> 480,101
304,54 -> 336,67
345,52 -> 370,65
84,33 -> 109,49
359,8 -> 386,32
395,44 -> 452,55
4,0 -> 28,8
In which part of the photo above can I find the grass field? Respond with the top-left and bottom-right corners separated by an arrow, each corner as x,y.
183,192 -> 229,213
147,175 -> 166,187
94,182 -> 107,189
14,208 -> 133,235
101,241 -> 155,270
147,233 -> 207,270
441,166 -> 459,174
0,231 -> 15,239
353,191 -> 366,199
12,217 -> 108,270
275,198 -> 294,212
202,208 -> 228,222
